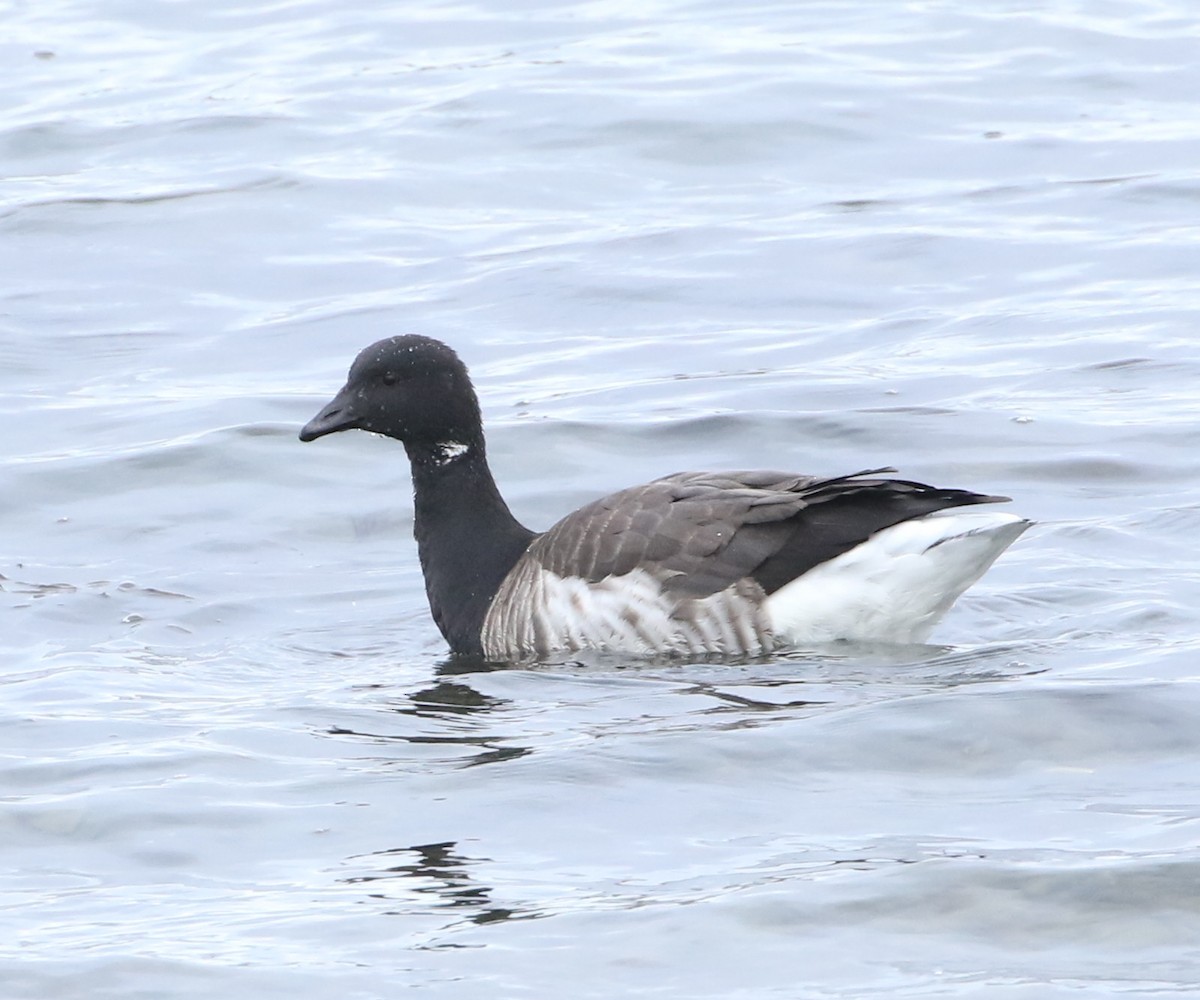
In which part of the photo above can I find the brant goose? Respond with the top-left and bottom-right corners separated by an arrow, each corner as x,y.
300,336 -> 1029,660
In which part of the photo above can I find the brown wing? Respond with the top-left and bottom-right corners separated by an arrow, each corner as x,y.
525,468 -> 1009,599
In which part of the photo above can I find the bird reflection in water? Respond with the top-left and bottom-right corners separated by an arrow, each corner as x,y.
342,840 -> 523,926
328,679 -> 531,769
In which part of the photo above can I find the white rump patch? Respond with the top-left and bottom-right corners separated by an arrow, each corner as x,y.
765,509 -> 1030,645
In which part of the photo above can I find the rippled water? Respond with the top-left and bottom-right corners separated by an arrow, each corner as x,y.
5,1 -> 1200,997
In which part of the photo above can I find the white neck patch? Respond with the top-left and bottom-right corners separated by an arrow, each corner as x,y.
435,440 -> 470,464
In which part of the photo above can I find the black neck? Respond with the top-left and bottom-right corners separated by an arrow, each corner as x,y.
405,439 -> 535,656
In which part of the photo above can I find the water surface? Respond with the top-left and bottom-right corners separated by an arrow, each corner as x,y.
4,1 -> 1200,997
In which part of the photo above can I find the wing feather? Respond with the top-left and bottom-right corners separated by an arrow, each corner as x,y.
523,468 -> 1006,599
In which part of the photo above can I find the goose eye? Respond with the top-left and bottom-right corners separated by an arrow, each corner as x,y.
381,371 -> 398,386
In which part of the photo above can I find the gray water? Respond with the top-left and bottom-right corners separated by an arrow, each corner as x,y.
5,1 -> 1200,997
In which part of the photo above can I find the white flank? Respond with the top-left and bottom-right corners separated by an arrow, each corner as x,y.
764,510 -> 1030,645
481,564 -> 772,659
